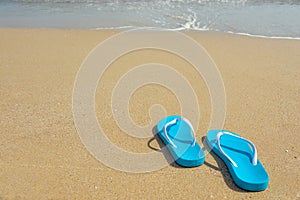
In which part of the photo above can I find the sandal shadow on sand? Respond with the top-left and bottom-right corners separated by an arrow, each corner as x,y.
206,130 -> 269,191
156,115 -> 205,167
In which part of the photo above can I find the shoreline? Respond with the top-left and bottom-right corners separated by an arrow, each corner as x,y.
1,27 -> 300,41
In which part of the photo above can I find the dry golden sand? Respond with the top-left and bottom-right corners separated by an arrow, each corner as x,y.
0,28 -> 299,199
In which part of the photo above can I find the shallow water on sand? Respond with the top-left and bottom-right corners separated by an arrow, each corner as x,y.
0,0 -> 300,39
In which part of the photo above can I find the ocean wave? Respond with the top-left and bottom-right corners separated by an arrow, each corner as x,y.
1,0 -> 300,39
7,0 -> 300,4
91,25 -> 300,40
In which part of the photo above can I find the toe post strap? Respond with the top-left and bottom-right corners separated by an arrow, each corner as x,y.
216,131 -> 258,168
163,117 -> 196,148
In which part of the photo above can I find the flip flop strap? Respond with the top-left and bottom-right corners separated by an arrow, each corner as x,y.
216,131 -> 258,168
163,117 -> 196,148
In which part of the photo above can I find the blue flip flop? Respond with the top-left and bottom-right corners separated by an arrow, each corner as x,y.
206,130 -> 269,191
156,115 -> 205,167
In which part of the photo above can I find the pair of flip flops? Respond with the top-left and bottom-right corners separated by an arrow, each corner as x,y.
157,115 -> 269,192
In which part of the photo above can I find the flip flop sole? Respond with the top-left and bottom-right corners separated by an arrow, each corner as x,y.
157,115 -> 204,167
206,130 -> 269,191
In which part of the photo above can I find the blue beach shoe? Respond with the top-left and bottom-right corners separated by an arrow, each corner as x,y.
206,130 -> 269,191
157,115 -> 205,167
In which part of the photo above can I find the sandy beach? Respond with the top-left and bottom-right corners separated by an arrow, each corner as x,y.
0,28 -> 299,199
